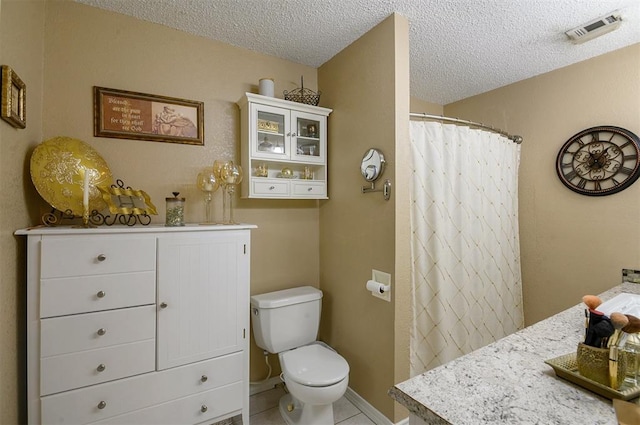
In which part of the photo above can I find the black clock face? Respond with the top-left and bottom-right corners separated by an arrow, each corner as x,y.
556,126 -> 640,196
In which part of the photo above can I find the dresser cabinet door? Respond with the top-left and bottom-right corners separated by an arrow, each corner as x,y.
156,230 -> 249,370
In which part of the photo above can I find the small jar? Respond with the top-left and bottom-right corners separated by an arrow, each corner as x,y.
165,192 -> 185,227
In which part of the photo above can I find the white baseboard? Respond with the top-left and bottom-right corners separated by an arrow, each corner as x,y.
344,386 -> 409,425
249,376 -> 282,396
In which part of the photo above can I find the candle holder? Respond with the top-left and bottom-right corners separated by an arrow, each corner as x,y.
196,168 -> 219,224
213,160 -> 229,224
73,168 -> 97,228
220,161 -> 243,224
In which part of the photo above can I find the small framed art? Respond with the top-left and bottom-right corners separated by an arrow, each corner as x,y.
1,65 -> 26,129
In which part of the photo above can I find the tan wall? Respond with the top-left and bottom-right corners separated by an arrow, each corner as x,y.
41,0 -> 321,389
318,14 -> 409,422
445,43 -> 640,325
410,97 -> 443,115
0,1 -> 46,422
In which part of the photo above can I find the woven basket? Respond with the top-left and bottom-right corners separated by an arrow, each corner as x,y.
283,76 -> 321,106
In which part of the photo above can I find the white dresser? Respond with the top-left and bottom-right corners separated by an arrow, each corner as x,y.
16,224 -> 255,425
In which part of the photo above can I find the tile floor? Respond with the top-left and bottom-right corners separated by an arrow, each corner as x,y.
223,384 -> 376,424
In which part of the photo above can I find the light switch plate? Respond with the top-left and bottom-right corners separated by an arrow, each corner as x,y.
372,269 -> 391,302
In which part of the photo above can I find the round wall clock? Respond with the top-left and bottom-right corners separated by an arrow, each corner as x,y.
556,125 -> 640,196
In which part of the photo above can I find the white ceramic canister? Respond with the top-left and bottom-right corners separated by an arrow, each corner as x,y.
259,78 -> 275,97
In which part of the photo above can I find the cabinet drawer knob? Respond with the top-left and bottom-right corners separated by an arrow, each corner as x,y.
97,328 -> 107,336
97,401 -> 107,410
96,364 -> 106,372
96,291 -> 106,298
97,254 -> 106,262
201,375 -> 208,383
160,302 -> 168,309
307,187 -> 313,192
201,405 -> 208,413
269,186 -> 275,190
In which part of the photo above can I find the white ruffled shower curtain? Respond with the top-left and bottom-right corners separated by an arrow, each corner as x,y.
409,121 -> 524,377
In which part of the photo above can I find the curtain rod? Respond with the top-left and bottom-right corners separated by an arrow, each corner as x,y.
410,113 -> 523,144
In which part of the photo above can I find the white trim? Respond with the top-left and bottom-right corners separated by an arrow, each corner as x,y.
249,376 -> 282,396
344,386 -> 407,425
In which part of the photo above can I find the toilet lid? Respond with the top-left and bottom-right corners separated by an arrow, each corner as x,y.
282,344 -> 349,387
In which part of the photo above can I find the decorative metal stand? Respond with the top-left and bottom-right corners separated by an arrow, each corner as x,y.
41,179 -> 154,227
41,208 -> 100,227
41,207 -> 152,227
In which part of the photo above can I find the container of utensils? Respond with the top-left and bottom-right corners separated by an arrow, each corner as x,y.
576,343 -> 627,389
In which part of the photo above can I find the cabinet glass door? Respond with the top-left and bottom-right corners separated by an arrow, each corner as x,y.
252,104 -> 288,160
292,111 -> 324,163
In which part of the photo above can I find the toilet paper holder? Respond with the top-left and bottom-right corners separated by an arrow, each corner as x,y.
366,280 -> 390,294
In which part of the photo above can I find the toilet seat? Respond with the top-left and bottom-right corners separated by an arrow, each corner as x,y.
281,344 -> 349,387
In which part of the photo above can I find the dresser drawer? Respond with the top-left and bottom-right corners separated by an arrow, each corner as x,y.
41,339 -> 155,396
91,382 -> 243,425
40,271 -> 155,318
252,179 -> 289,196
41,305 -> 155,357
40,235 -> 156,279
292,181 -> 326,197
41,352 -> 244,425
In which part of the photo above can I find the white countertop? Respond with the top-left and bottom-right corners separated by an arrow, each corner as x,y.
389,282 -> 639,425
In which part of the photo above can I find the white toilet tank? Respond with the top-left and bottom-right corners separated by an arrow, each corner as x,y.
250,286 -> 322,354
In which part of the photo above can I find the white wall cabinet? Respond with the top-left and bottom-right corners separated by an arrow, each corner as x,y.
17,225 -> 255,425
238,93 -> 332,199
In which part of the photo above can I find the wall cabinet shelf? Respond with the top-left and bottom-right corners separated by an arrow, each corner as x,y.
238,93 -> 332,199
17,224 -> 255,425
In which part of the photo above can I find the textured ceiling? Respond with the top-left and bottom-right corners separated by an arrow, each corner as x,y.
76,0 -> 640,105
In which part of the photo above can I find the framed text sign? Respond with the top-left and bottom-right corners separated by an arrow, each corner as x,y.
93,86 -> 204,145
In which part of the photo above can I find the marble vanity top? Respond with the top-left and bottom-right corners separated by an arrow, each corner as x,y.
389,282 -> 639,425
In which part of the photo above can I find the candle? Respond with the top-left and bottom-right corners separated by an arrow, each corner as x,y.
82,169 -> 89,210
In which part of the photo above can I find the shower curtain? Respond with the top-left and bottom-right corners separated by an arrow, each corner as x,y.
409,121 -> 524,377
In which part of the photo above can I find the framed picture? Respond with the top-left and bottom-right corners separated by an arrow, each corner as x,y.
94,86 -> 204,145
97,180 -> 158,216
1,65 -> 26,129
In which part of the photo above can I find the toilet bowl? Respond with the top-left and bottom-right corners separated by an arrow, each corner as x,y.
250,286 -> 350,425
278,343 -> 349,425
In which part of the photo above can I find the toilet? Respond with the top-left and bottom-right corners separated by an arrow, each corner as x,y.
250,286 -> 350,425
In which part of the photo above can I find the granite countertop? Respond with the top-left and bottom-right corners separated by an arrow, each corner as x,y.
389,282 -> 639,425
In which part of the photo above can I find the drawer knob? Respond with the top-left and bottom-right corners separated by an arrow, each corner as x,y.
201,375 -> 208,383
269,186 -> 275,190
97,254 -> 106,262
96,364 -> 106,372
308,187 -> 313,191
97,290 -> 106,299
97,401 -> 107,410
160,302 -> 168,309
97,328 -> 107,336
201,405 -> 208,413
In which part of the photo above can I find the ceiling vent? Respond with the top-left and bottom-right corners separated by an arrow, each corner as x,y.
565,11 -> 622,44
